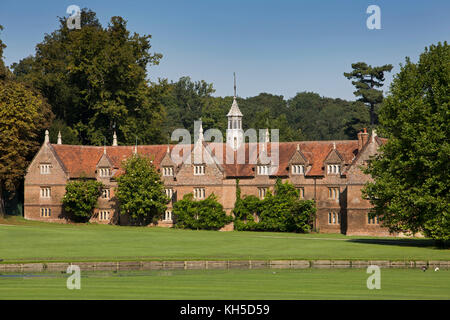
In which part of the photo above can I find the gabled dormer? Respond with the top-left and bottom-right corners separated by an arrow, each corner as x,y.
160,145 -> 176,178
96,149 -> 113,179
324,142 -> 344,175
289,144 -> 308,175
255,142 -> 273,176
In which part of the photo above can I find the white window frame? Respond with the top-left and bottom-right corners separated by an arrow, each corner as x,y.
163,210 -> 173,221
163,166 -> 174,176
368,214 -> 379,225
258,187 -> 267,199
40,187 -> 51,198
194,165 -> 205,175
291,164 -> 304,175
40,164 -> 51,174
327,164 -> 340,174
40,208 -> 51,217
193,187 -> 205,199
99,168 -> 111,178
165,188 -> 173,200
328,187 -> 340,200
101,189 -> 110,199
328,211 -> 340,225
257,165 -> 270,175
99,210 -> 110,221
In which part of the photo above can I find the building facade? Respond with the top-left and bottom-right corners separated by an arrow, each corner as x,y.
24,97 -> 391,236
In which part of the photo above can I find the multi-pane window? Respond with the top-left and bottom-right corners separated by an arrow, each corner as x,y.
40,208 -> 51,217
163,166 -> 174,176
193,187 -> 205,199
257,165 -> 270,175
101,189 -> 110,199
99,168 -> 111,177
40,164 -> 51,174
327,164 -> 340,174
328,187 -> 340,200
99,210 -> 110,221
368,214 -> 379,225
291,164 -> 304,175
328,211 -> 340,225
163,210 -> 173,221
297,187 -> 305,199
165,188 -> 173,200
40,187 -> 51,198
258,187 -> 267,199
194,165 -> 205,175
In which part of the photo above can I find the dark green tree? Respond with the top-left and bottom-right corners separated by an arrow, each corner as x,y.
62,179 -> 103,222
363,42 -> 449,243
173,193 -> 232,230
115,155 -> 168,225
12,9 -> 165,145
344,62 -> 393,126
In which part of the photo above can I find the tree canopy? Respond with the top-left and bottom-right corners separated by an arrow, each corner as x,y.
363,42 -> 449,242
344,62 -> 393,126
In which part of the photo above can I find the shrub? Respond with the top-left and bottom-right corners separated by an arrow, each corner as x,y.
173,193 -> 232,230
62,179 -> 103,222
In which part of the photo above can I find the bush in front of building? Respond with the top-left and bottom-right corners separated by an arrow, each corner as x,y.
173,193 -> 233,230
62,179 -> 103,222
234,179 -> 316,233
115,155 -> 169,225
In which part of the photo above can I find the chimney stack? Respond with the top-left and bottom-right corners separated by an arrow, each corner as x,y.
357,128 -> 369,151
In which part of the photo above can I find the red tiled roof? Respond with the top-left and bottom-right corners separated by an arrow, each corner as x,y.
51,140 -> 360,178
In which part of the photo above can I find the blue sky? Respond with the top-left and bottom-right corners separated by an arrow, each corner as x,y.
0,0 -> 448,100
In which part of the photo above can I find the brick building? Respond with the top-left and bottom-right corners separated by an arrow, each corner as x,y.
24,96 -> 391,236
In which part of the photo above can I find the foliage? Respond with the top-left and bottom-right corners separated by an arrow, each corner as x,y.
49,118 -> 81,145
363,42 -> 449,242
62,179 -> 103,222
12,9 -> 165,146
173,193 -> 232,230
234,178 -> 316,232
344,62 -> 393,125
115,155 -> 168,225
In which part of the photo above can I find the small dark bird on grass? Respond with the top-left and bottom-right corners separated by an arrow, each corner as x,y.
421,266 -> 428,272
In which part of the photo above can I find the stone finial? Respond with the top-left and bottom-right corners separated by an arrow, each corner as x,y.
372,129 -> 377,142
265,128 -> 270,143
44,130 -> 49,144
112,131 -> 118,146
296,144 -> 300,151
57,131 -> 62,144
333,142 -> 336,150
167,144 -> 170,154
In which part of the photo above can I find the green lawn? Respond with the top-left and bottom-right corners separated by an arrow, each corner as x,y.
0,216 -> 449,263
1,269 -> 449,299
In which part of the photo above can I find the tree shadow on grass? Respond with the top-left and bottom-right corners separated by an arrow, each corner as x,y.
347,238 -> 448,250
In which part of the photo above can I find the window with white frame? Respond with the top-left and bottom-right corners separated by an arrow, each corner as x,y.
40,187 -> 51,198
328,211 -> 340,225
165,188 -> 173,200
40,164 -> 51,174
258,187 -> 267,199
194,165 -> 205,175
297,187 -> 305,199
99,210 -> 110,221
163,166 -> 174,176
257,165 -> 270,175
328,187 -> 340,200
291,164 -> 304,175
368,214 -> 379,225
101,189 -> 110,199
327,164 -> 340,174
99,168 -> 111,177
193,187 -> 205,199
163,210 -> 172,221
40,208 -> 51,217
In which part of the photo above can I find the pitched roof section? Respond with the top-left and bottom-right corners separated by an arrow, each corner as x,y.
226,97 -> 243,117
51,140 -> 360,178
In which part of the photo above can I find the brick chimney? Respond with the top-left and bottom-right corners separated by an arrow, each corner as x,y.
357,128 -> 369,151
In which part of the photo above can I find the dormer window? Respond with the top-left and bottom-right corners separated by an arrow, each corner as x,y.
194,165 -> 205,175
40,164 -> 51,174
257,165 -> 270,175
291,164 -> 304,175
163,166 -> 174,176
327,164 -> 340,174
99,168 -> 111,177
